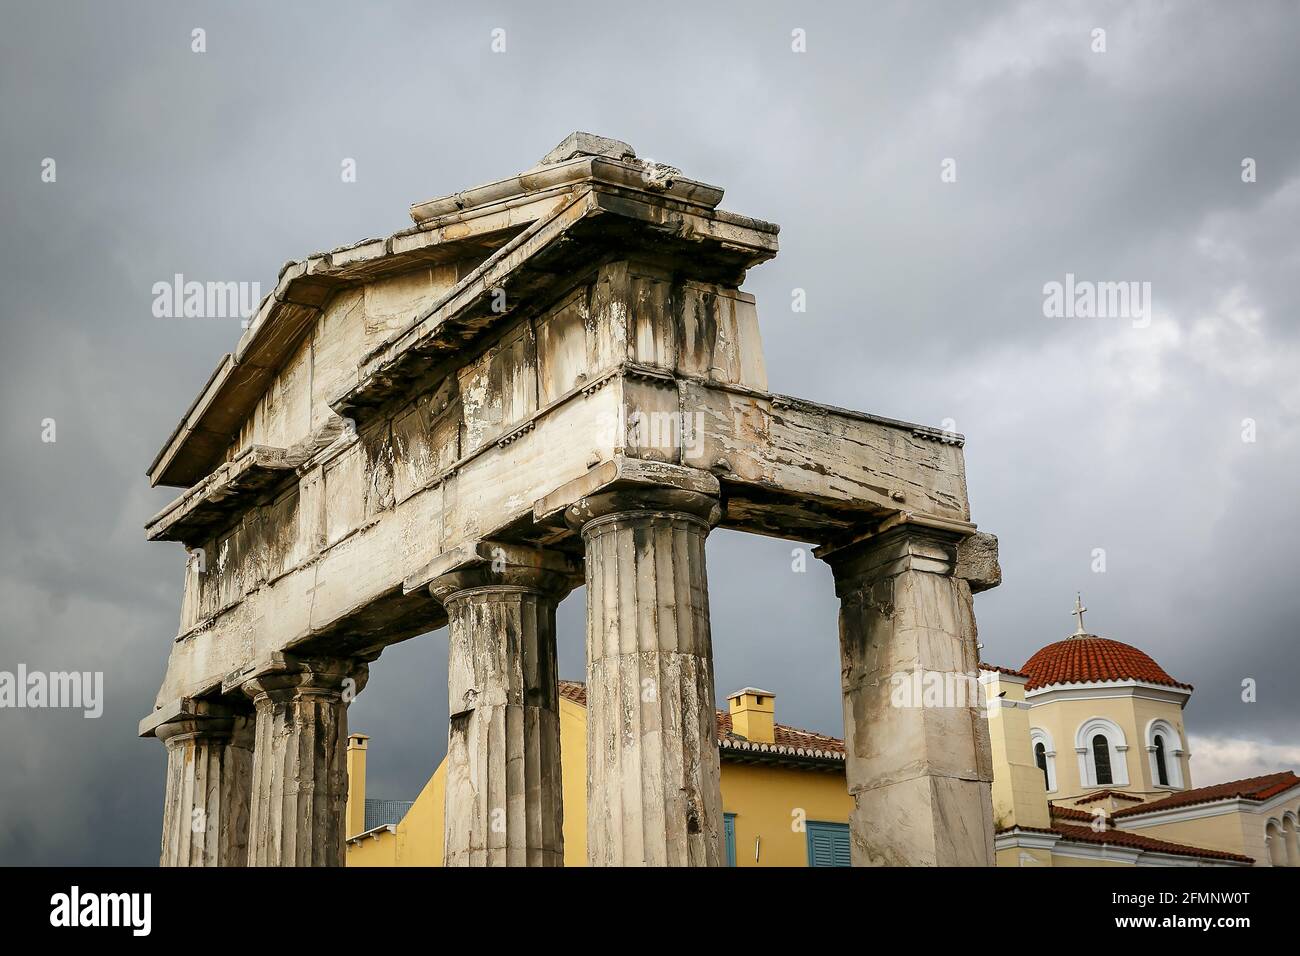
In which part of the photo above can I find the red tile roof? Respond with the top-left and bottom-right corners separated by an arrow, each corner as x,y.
1049,823 -> 1254,864
1112,771 -> 1300,818
979,662 -> 1030,679
716,710 -> 845,757
557,680 -> 845,761
557,680 -> 588,705
1021,636 -> 1192,691
1049,803 -> 1099,823
1073,789 -> 1146,805
1004,814 -> 1253,863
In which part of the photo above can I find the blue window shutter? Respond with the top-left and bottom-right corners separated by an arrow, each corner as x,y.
806,822 -> 851,867
723,813 -> 737,867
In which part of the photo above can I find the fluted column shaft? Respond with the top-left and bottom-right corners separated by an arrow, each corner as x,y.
430,544 -> 576,867
241,656 -> 367,867
824,525 -> 995,866
157,708 -> 253,866
570,487 -> 723,867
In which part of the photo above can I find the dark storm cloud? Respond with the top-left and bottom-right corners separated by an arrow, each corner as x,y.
1,0 -> 1297,864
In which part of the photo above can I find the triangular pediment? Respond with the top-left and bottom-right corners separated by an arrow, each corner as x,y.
147,134 -> 776,490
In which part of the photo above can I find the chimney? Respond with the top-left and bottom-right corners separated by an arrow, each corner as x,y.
726,688 -> 775,744
346,732 -> 369,837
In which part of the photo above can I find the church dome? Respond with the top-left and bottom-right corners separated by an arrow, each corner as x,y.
1021,635 -> 1192,692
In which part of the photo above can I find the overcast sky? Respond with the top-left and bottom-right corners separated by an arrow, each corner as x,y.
2,1 -> 1297,865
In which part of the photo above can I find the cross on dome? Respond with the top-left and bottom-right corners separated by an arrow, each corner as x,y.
1071,592 -> 1088,637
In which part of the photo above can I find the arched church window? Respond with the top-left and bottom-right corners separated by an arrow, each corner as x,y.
1145,719 -> 1183,789
1092,734 -> 1113,786
1034,742 -> 1049,791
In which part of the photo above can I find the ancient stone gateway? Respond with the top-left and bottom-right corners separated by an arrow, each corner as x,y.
141,133 -> 1001,867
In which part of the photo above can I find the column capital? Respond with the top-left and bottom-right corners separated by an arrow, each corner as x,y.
151,698 -> 252,746
565,486 -> 720,534
155,714 -> 230,747
422,540 -> 581,606
228,652 -> 369,703
819,523 -> 963,595
820,518 -> 1000,597
156,715 -> 252,749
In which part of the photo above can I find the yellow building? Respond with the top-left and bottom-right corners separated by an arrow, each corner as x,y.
984,597 -> 1300,867
347,683 -> 854,867
347,598 -> 1300,867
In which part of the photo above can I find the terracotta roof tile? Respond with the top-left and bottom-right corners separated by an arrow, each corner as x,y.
1112,771 -> 1300,818
717,710 -> 845,756
1049,803 -> 1097,823
1050,823 -> 1254,864
979,662 -> 1030,679
558,680 -> 587,705
1021,636 -> 1192,692
999,821 -> 1253,863
557,679 -> 845,760
1073,789 -> 1146,805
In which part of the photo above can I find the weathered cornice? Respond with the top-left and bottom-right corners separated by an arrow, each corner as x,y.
408,152 -> 725,224
146,445 -> 304,544
146,419 -> 353,544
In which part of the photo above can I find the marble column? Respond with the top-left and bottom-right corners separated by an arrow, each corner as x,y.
157,704 -> 253,866
429,543 -> 577,866
567,486 -> 723,867
240,655 -> 367,867
823,523 -> 995,866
